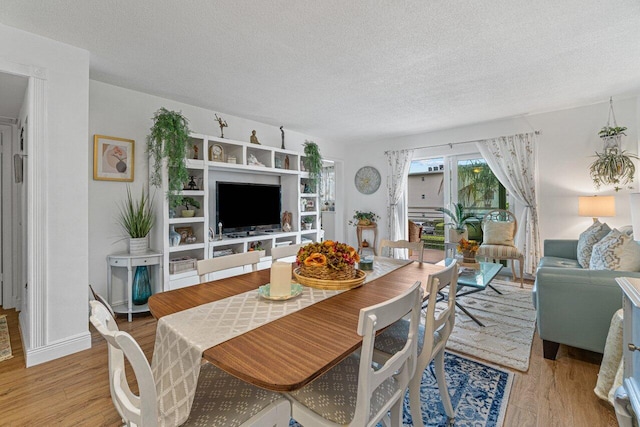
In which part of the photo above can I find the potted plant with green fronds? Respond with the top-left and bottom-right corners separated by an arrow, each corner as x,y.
302,216 -> 314,230
147,107 -> 191,205
302,140 -> 323,192
117,186 -> 155,255
436,202 -> 478,243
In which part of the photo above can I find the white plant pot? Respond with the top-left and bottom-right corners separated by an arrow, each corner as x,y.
448,228 -> 468,243
129,236 -> 149,255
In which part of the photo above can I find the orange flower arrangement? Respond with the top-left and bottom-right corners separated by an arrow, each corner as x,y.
457,238 -> 479,254
296,240 -> 360,271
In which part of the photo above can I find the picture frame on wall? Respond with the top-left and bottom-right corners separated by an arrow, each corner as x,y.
93,134 -> 134,182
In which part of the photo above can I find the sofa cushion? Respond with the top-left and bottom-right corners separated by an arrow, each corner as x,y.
537,256 -> 581,269
590,229 -> 640,271
577,221 -> 611,268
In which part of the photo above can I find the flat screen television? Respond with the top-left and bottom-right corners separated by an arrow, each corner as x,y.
216,182 -> 282,233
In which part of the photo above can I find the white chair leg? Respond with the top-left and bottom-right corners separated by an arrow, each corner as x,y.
389,399 -> 403,427
408,371 -> 425,427
434,351 -> 455,419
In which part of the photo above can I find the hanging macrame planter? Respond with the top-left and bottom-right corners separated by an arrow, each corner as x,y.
589,97 -> 637,191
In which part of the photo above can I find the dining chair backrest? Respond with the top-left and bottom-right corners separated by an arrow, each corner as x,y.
379,239 -> 424,263
89,284 -> 116,318
421,260 -> 458,364
197,251 -> 261,283
354,280 -> 423,425
271,243 -> 304,262
89,300 -> 158,426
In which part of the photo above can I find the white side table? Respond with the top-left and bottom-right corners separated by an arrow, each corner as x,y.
107,250 -> 162,322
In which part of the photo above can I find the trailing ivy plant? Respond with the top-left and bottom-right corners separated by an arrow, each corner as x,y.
147,107 -> 191,204
303,140 -> 323,192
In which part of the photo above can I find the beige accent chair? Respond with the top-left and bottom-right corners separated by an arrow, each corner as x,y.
197,251 -> 261,283
285,281 -> 423,426
476,209 -> 524,287
374,260 -> 458,426
271,243 -> 304,262
89,300 -> 291,426
379,238 -> 424,263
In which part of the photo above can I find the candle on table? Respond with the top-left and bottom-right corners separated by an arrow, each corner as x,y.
270,261 -> 292,297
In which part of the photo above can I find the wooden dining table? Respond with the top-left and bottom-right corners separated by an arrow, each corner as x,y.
148,259 -> 442,393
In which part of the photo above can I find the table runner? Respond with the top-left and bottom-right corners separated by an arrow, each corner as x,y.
151,257 -> 412,426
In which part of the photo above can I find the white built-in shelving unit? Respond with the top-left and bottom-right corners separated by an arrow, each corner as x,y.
155,133 -> 321,290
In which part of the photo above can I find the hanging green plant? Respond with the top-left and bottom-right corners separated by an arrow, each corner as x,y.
303,140 -> 323,192
589,97 -> 637,192
589,149 -> 637,191
147,107 -> 191,203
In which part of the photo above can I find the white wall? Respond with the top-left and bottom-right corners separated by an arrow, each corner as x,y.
342,96 -> 639,249
0,23 -> 91,363
88,81 -> 343,299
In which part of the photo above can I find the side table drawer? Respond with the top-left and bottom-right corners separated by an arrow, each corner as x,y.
131,256 -> 162,267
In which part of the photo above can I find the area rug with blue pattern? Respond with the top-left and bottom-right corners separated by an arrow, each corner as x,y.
289,351 -> 512,426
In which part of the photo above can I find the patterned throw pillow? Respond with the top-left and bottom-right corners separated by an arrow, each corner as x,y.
590,229 -> 640,271
577,221 -> 611,268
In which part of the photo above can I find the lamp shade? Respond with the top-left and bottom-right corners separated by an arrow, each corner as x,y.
630,193 -> 640,241
578,196 -> 615,220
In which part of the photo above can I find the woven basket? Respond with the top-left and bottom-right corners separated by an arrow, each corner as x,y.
294,267 -> 366,290
298,264 -> 357,280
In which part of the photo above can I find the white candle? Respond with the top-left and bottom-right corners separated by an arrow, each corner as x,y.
270,261 -> 292,297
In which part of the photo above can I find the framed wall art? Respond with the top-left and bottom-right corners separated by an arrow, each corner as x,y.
93,134 -> 134,182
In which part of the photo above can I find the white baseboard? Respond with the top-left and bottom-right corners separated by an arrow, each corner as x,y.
22,327 -> 91,367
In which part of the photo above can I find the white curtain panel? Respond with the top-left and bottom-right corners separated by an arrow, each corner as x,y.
386,150 -> 414,255
476,132 -> 541,275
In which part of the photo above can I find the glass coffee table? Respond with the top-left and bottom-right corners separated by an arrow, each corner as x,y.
443,258 -> 503,327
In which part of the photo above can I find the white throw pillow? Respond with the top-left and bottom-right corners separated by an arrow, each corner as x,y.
577,220 -> 611,268
590,229 -> 640,271
482,221 -> 515,246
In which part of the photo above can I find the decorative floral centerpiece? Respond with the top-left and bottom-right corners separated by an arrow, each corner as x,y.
296,240 -> 360,280
457,238 -> 479,263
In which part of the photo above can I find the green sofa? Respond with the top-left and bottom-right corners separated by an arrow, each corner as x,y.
532,239 -> 640,359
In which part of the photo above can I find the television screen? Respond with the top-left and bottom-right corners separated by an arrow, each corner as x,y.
216,182 -> 281,233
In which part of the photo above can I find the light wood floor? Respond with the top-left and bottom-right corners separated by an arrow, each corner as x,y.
0,274 -> 618,426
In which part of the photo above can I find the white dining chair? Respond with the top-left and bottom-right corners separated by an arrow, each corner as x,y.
89,284 -> 116,318
270,243 -> 304,262
197,251 -> 261,283
89,300 -> 291,427
379,238 -> 424,263
285,280 -> 423,427
374,260 -> 458,426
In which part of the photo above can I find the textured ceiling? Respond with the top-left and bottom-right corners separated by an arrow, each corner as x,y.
1,1 -> 640,143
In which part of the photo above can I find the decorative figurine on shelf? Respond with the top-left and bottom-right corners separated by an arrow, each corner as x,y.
282,211 -> 292,232
192,144 -> 199,160
215,113 -> 228,138
284,154 -> 290,170
280,126 -> 285,149
250,130 -> 260,144
187,176 -> 198,190
248,153 -> 265,167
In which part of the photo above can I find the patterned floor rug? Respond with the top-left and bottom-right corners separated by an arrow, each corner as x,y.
289,352 -> 513,427
0,314 -> 13,362
440,277 -> 536,372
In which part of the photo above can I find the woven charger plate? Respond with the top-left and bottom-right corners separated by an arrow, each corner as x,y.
293,268 -> 366,290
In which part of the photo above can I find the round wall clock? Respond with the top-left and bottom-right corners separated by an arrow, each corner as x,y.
355,166 -> 381,194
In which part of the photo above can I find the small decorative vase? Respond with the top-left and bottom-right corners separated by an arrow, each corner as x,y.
129,236 -> 148,255
132,266 -> 151,305
462,250 -> 477,264
169,225 -> 181,247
